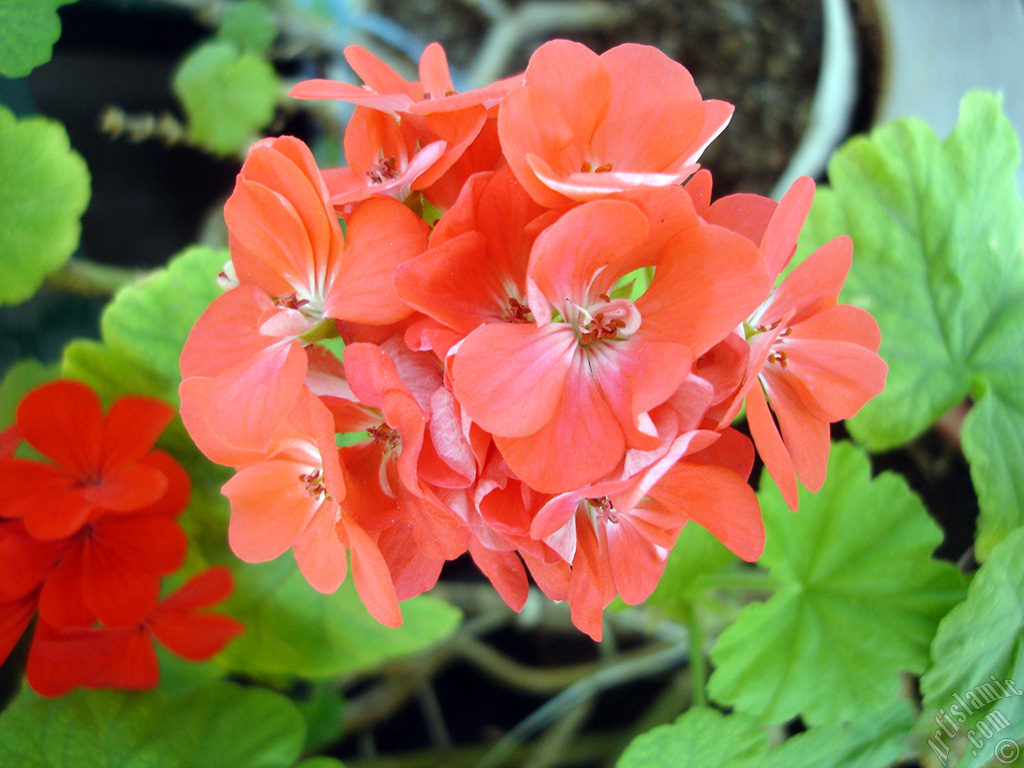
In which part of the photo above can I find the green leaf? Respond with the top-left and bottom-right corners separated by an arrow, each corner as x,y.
218,556 -> 462,680
218,1 -> 276,55
708,442 -> 964,725
796,92 -> 1024,558
0,0 -> 76,77
173,39 -> 278,155
61,245 -> 226,453
0,106 -> 90,305
754,702 -> 915,768
293,760 -> 346,768
0,683 -> 305,768
616,707 -> 769,768
920,527 -> 1024,768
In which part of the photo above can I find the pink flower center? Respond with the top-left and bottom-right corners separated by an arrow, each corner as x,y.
575,295 -> 641,345
299,468 -> 328,499
588,496 -> 619,524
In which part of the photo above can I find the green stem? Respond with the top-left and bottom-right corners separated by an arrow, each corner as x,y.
685,605 -> 707,708
44,257 -> 149,297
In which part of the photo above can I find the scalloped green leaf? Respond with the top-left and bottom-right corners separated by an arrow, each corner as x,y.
0,682 -> 304,768
61,245 -> 226,454
173,39 -> 278,155
0,106 -> 90,305
216,556 -> 462,680
796,92 -> 1024,558
708,442 -> 964,725
0,0 -> 76,77
920,527 -> 1024,768
617,708 -> 769,768
617,703 -> 915,768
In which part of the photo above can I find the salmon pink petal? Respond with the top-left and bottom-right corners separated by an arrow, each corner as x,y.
761,236 -> 852,326
604,513 -> 672,605
376,520 -> 446,600
323,196 -> 429,323
497,86 -> 577,208
469,539 -> 529,612
649,462 -> 765,562
745,383 -> 799,510
17,380 -> 103,476
591,44 -> 708,169
289,79 -> 414,114
495,352 -> 625,493
688,98 -> 735,165
760,176 -> 815,278
418,42 -> 455,97
705,193 -> 778,245
224,459 -> 323,562
761,371 -> 832,494
781,341 -> 887,422
527,200 -> 650,306
638,223 -> 769,352
453,322 -> 576,437
567,511 -> 610,641
529,158 -> 689,201
293,499 -> 348,593
345,520 -> 402,627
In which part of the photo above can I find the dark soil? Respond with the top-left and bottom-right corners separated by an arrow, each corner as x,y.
370,0 -> 825,196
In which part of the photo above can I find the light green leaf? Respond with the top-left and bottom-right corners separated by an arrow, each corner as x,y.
218,1 -> 276,55
796,92 -> 1024,558
920,527 -> 1024,768
708,442 -> 964,725
616,707 -> 769,768
293,760 -> 346,768
173,39 -> 278,155
218,556 -> 462,680
0,106 -> 90,305
61,245 -> 226,453
0,0 -> 76,77
0,683 -> 305,768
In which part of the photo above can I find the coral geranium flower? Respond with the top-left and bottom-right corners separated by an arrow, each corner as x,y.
452,191 -> 768,493
498,40 -> 733,208
0,381 -> 173,540
713,178 -> 888,508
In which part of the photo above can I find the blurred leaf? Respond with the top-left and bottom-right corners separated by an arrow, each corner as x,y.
646,523 -> 740,619
708,442 -> 964,725
796,92 -> 1024,558
218,1 -> 276,55
294,683 -> 346,754
217,556 -> 462,680
173,40 -> 278,156
0,0 -> 76,77
293,760 -> 345,768
0,682 -> 304,768
62,246 -> 226,454
920,527 -> 1024,768
0,106 -> 89,305
616,708 -> 768,768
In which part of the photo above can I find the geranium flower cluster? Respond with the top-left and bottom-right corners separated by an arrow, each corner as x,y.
0,381 -> 243,696
179,40 -> 886,640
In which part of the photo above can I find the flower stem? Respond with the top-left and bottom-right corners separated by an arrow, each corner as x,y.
44,257 -> 148,297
